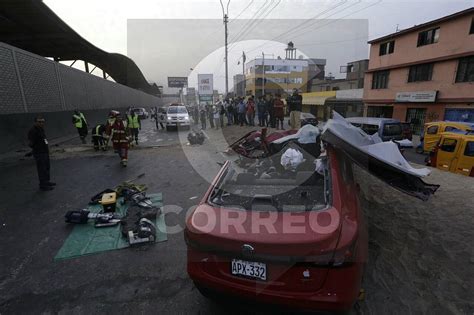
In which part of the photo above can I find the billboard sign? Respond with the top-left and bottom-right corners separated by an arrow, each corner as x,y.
168,77 -> 188,88
198,74 -> 213,95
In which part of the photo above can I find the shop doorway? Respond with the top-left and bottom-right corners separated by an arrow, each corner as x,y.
406,108 -> 427,136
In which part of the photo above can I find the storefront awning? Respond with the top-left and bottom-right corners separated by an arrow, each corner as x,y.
302,91 -> 336,106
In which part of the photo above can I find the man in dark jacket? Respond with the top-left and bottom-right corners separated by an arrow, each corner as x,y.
287,89 -> 302,130
91,123 -> 107,151
28,116 -> 55,191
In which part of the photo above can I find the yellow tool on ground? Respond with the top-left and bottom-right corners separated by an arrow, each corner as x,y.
100,192 -> 117,213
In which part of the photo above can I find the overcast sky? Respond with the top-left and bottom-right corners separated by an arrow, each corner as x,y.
44,0 -> 473,92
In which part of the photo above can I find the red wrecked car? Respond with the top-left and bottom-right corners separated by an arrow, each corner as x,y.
185,114 -> 438,312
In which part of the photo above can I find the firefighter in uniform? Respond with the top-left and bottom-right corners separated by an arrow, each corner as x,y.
72,110 -> 88,144
105,111 -> 130,167
91,123 -> 107,151
127,109 -> 141,145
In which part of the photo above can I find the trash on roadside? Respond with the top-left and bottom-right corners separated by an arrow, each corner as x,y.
187,131 -> 205,145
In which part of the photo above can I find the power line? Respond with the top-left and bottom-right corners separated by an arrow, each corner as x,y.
228,0 -> 282,53
244,0 -> 381,56
239,0 -> 350,56
228,0 -> 272,45
228,0 -> 254,24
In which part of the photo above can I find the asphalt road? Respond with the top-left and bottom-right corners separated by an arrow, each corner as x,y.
0,119 -> 443,314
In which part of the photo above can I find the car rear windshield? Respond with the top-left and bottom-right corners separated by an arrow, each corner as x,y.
168,106 -> 187,114
383,123 -> 402,136
208,158 -> 330,212
360,124 -> 379,135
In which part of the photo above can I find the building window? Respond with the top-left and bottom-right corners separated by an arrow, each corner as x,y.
417,27 -> 440,46
470,18 -> 474,34
455,56 -> 474,83
371,70 -> 389,89
408,63 -> 434,82
379,40 -> 395,56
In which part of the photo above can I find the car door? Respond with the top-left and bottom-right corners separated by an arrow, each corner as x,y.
454,140 -> 474,176
423,124 -> 440,152
436,136 -> 461,172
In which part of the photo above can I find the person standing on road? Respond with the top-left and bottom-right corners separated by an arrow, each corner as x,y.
287,89 -> 302,130
207,104 -> 215,129
238,98 -> 246,127
127,109 -> 141,145
105,111 -> 130,167
28,116 -> 55,191
246,96 -> 255,126
213,106 -> 220,130
193,106 -> 200,125
91,123 -> 107,151
257,96 -> 266,127
226,99 -> 234,125
72,110 -> 88,144
274,94 -> 285,130
200,107 -> 207,130
266,94 -> 275,128
233,99 -> 239,125
219,102 -> 226,128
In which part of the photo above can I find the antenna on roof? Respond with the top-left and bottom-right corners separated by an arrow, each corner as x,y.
396,24 -> 400,32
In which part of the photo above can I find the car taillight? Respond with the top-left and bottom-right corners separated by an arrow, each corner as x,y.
332,240 -> 358,267
311,239 -> 358,267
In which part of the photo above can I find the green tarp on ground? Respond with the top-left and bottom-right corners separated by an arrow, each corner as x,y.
55,193 -> 166,260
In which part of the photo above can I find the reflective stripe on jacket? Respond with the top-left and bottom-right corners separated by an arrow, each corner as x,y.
73,113 -> 87,128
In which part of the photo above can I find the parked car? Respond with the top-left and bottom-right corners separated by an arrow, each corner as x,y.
288,112 -> 318,127
401,122 -> 413,140
346,117 -> 403,142
422,121 -> 474,153
185,116 -> 437,312
159,104 -> 191,131
131,107 -> 149,119
427,131 -> 474,177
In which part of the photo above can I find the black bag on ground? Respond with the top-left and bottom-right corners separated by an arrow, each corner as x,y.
65,210 -> 90,224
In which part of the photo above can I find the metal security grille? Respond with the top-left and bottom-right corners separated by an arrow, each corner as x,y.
406,108 -> 427,135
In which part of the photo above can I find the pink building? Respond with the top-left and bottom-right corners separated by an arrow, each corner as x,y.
363,8 -> 474,134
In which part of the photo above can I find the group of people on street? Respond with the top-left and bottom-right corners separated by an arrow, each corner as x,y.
187,91 -> 296,131
28,108 -> 145,191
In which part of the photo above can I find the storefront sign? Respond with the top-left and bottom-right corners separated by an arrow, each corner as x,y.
395,91 -> 437,103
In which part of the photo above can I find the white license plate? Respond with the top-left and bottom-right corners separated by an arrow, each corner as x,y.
231,259 -> 267,281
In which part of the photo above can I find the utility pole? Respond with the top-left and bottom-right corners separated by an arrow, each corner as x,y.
262,52 -> 265,97
220,0 -> 230,97
242,51 -> 246,96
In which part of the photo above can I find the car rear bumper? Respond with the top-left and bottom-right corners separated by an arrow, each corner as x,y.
187,249 -> 363,312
